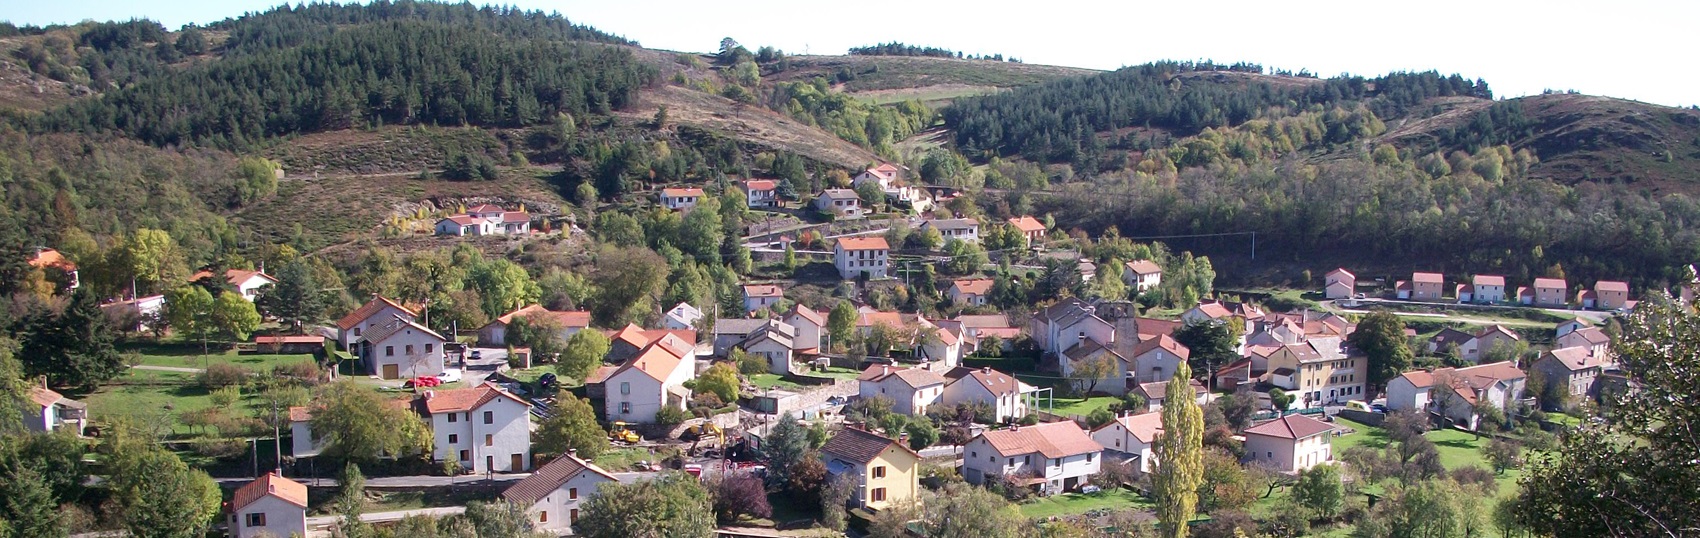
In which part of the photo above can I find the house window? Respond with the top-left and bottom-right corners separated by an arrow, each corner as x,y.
1088,452 -> 1096,462
570,509 -> 578,523
406,345 -> 414,355
569,488 -> 578,500
246,513 -> 266,527
353,328 -> 362,337
426,344 -> 434,353
385,346 -> 394,356
539,511 -> 547,523
459,450 -> 470,462
448,413 -> 458,423
620,382 -> 631,395
620,402 -> 631,414
448,434 -> 458,443
484,411 -> 494,424
485,434 -> 493,446
872,466 -> 886,479
871,488 -> 887,502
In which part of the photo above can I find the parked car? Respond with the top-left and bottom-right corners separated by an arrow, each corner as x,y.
438,368 -> 463,384
469,350 -> 483,360
537,373 -> 558,392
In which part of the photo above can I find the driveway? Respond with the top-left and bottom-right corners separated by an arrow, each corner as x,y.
460,346 -> 510,387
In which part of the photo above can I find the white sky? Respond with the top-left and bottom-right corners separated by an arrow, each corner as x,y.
4,0 -> 1696,107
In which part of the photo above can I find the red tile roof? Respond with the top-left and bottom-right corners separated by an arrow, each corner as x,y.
336,296 -> 417,330
785,304 -> 826,327
287,406 -> 312,423
1243,414 -> 1334,440
977,421 -> 1103,458
1131,334 -> 1190,360
30,386 -> 62,408
953,367 -> 1022,397
1125,260 -> 1161,275
616,340 -> 689,382
1533,277 -> 1566,289
743,284 -> 783,298
493,304 -> 592,328
1096,411 -> 1163,444
501,453 -> 617,506
232,473 -> 308,510
254,335 -> 324,345
951,278 -> 994,296
662,188 -> 704,197
1473,275 -> 1506,287
1325,268 -> 1354,280
1595,280 -> 1629,293
742,179 -> 778,191
501,211 -> 530,223
468,204 -> 504,213
821,426 -> 918,464
27,248 -> 75,270
1008,216 -> 1045,233
420,382 -> 530,414
1543,346 -> 1606,371
1412,272 -> 1443,284
191,268 -> 277,287
836,236 -> 889,250
857,365 -> 947,389
584,365 -> 619,385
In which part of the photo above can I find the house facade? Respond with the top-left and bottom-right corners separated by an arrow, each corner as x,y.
821,427 -> 921,511
660,188 -> 704,210
287,406 -> 322,458
737,322 -> 798,375
1534,346 -> 1608,399
741,179 -> 779,208
962,421 -> 1103,495
948,278 -> 994,306
1386,362 -> 1526,430
228,473 -> 307,538
781,304 -> 826,351
1007,216 -> 1046,247
920,218 -> 980,243
742,284 -> 784,313
190,268 -> 279,302
603,336 -> 696,424
1534,278 -> 1568,307
858,365 -> 947,416
1128,334 -> 1190,385
358,316 -> 447,380
1323,268 -> 1355,299
421,383 -> 533,474
26,386 -> 86,435
1473,275 -> 1507,304
1243,414 -> 1335,473
834,237 -> 889,279
853,163 -> 901,190
1090,411 -> 1162,473
663,302 -> 704,331
815,189 -> 862,216
1265,338 -> 1363,406
478,304 -> 591,346
1411,272 -> 1444,301
1122,260 -> 1162,292
1555,327 -> 1609,359
336,295 -> 418,351
1593,280 -> 1630,310
1459,325 -> 1520,363
941,367 -> 1029,423
434,205 -> 531,236
501,452 -> 619,534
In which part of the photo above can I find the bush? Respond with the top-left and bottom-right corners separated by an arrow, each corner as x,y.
209,386 -> 241,408
200,363 -> 252,389
655,406 -> 689,428
272,361 -> 321,385
1449,466 -> 1498,491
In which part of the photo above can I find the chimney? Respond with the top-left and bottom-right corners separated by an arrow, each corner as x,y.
982,366 -> 991,374
881,365 -> 889,376
568,448 -> 578,458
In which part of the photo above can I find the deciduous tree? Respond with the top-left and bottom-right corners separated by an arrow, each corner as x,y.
1292,463 -> 1344,520
694,362 -> 740,403
1154,362 -> 1204,538
211,291 -> 261,340
310,382 -> 431,465
111,450 -> 221,538
1349,311 -> 1413,398
577,473 -> 715,538
555,327 -> 609,382
709,471 -> 772,523
533,394 -> 609,460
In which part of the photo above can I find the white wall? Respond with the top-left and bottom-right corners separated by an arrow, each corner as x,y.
365,328 -> 446,379
525,471 -> 614,534
1090,424 -> 1156,473
1384,377 -> 1429,413
605,370 -> 667,424
232,495 -> 306,538
942,379 -> 1026,423
338,305 -> 414,350
430,396 -> 532,474
961,438 -> 1101,489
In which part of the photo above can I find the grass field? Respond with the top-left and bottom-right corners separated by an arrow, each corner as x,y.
83,369 -> 216,436
1019,488 -> 1154,519
1049,396 -> 1122,417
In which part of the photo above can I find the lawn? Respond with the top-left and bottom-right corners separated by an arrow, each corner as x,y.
1019,488 -> 1154,519
124,341 -> 316,372
83,369 -> 216,436
1048,395 -> 1122,417
747,373 -> 801,391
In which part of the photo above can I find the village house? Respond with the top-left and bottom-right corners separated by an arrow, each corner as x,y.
1533,277 -> 1568,308
662,302 -> 704,331
286,406 -> 322,458
1122,260 -> 1163,292
1090,411 -> 1162,473
478,304 -> 591,346
227,473 -> 307,538
336,295 -> 418,351
418,382 -> 533,474
941,314 -> 1020,354
602,336 -> 696,424
1426,327 -> 1475,355
1554,317 -> 1590,338
606,324 -> 696,364
736,321 -> 799,375
853,163 -> 903,190
1127,334 -> 1190,386
501,451 -> 619,534
1458,325 -> 1521,363
101,294 -> 166,332
1385,362 -> 1526,430
26,385 -> 87,435
962,421 -> 1104,495
858,365 -> 948,415
740,179 -> 779,208
1131,379 -> 1209,413
1181,300 -> 1264,335
941,366 -> 1031,423
742,284 -> 784,314
1473,275 -> 1507,304
920,218 -> 980,243
780,304 -> 826,351
1455,284 -> 1472,303
820,426 -> 921,511
1323,268 -> 1355,299
190,268 -> 279,302
659,187 -> 704,210
1410,272 -> 1444,301
947,278 -> 994,306
1266,337 -> 1363,406
434,204 -> 531,236
815,188 -> 862,217
1007,216 -> 1047,247
1516,286 -> 1535,305
1534,346 -> 1609,400
359,315 -> 447,379
1243,414 -> 1336,473
28,247 -> 79,290
834,236 -> 889,279
711,319 -> 788,357
1556,326 -> 1610,359
1591,280 -> 1630,310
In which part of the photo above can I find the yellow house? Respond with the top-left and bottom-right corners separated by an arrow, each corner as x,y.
1265,337 -> 1365,407
820,426 -> 921,511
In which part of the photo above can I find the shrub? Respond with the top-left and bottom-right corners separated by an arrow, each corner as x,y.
655,406 -> 688,429
209,386 -> 241,408
1449,466 -> 1498,491
272,361 -> 321,385
200,363 -> 252,389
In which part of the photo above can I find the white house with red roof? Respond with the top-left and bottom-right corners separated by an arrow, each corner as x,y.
336,295 -> 419,351
26,385 -> 87,435
1128,334 -> 1190,386
1323,268 -> 1355,299
1386,362 -> 1526,430
742,284 -> 784,313
228,472 -> 308,538
815,188 -> 862,216
920,218 -> 980,243
1091,411 -> 1162,472
1007,216 -> 1046,247
942,366 -> 1031,422
603,336 -> 696,423
834,236 -> 889,279
1410,272 -> 1444,301
27,247 -> 79,290
947,278 -> 994,306
963,421 -> 1103,494
858,365 -> 948,416
1122,260 -> 1163,292
1591,280 -> 1631,310
434,204 -> 531,236
190,268 -> 279,302
419,382 -> 533,474
740,179 -> 779,208
780,304 -> 826,351
1472,275 -> 1507,304
659,187 -> 704,210
501,452 -> 620,533
286,406 -> 322,457
478,304 -> 591,346
853,163 -> 902,190
1243,414 -> 1336,472
359,315 -> 447,380
1556,326 -> 1610,359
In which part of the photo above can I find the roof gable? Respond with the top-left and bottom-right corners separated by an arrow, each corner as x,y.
501,453 -> 618,506
1243,414 -> 1333,440
976,421 -> 1102,458
421,382 -> 531,414
821,427 -> 917,464
232,473 -> 308,510
336,296 -> 417,330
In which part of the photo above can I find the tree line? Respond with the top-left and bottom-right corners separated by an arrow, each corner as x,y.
205,0 -> 635,56
847,42 -> 1020,62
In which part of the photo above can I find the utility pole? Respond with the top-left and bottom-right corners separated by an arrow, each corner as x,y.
272,400 -> 282,475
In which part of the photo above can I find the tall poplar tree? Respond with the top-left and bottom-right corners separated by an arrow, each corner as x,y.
1154,362 -> 1204,538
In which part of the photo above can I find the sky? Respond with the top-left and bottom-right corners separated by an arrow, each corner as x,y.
4,0 -> 1697,107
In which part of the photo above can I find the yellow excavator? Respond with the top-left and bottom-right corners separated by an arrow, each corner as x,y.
609,421 -> 641,444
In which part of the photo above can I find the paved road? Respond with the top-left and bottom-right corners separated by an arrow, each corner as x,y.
1330,297 -> 1613,324
219,471 -> 660,488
